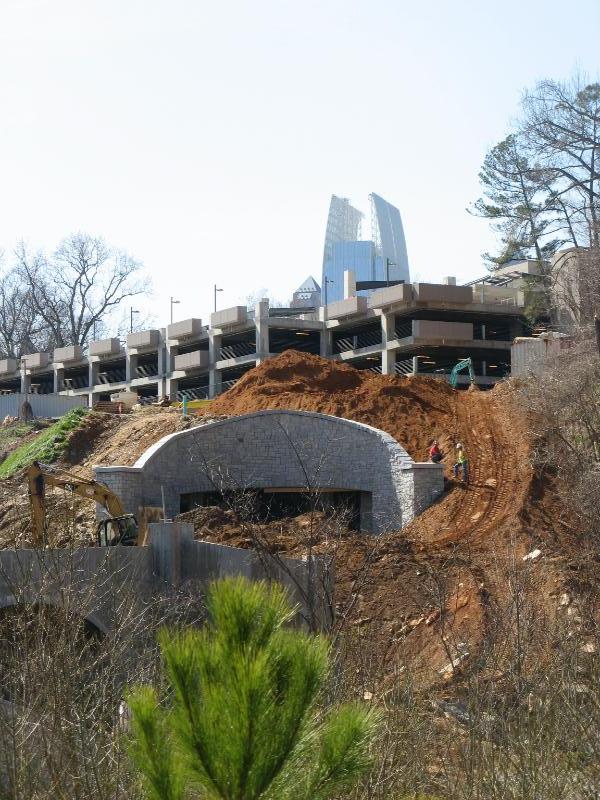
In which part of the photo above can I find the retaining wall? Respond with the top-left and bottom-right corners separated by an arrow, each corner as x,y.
0,522 -> 332,631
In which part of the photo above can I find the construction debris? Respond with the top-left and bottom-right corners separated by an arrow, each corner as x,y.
523,548 -> 542,562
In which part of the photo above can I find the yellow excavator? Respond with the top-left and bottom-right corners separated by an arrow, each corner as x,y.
26,461 -> 160,548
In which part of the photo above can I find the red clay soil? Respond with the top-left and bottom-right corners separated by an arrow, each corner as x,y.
210,350 -> 533,547
211,350 -> 459,464
0,349 -> 583,689
198,351 -> 581,688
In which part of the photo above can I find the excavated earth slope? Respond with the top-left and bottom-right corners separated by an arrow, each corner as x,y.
206,352 -> 588,687
0,350 -> 590,688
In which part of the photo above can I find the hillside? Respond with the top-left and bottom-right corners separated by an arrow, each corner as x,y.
0,350 -> 590,687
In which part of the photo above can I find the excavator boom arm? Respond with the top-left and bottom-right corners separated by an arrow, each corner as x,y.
27,461 -> 125,546
450,358 -> 475,388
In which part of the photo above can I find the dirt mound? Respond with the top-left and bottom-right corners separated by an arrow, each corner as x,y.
211,350 -> 457,462
177,504 -> 487,687
67,407 -> 201,476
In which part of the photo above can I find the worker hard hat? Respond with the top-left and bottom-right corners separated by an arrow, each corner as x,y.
455,442 -> 462,449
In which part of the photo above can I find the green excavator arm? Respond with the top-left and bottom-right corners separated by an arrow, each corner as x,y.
449,358 -> 475,388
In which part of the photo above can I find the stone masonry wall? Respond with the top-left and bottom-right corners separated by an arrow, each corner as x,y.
95,410 -> 444,534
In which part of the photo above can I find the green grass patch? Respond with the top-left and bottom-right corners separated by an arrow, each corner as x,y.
0,407 -> 88,479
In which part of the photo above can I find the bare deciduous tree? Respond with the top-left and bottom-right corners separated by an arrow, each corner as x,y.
522,77 -> 600,250
474,73 -> 600,330
15,232 -> 146,348
0,269 -> 48,357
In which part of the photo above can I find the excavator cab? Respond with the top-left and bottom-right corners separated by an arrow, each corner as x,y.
27,461 -> 141,548
96,514 -> 138,547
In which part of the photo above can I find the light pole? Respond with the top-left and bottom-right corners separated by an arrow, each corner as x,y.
170,296 -> 180,324
214,284 -> 223,313
130,307 -> 139,333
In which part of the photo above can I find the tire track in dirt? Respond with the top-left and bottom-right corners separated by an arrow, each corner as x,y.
407,388 -> 529,548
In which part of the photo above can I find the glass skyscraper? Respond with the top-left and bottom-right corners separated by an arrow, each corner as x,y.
321,193 -> 410,303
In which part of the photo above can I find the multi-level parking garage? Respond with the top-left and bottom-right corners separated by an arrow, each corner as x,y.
0,275 -> 530,406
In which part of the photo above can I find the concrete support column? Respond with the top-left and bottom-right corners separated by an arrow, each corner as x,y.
126,352 -> 137,384
380,312 -> 395,375
20,367 -> 30,394
412,356 -> 419,375
209,369 -> 222,399
157,333 -> 167,398
209,330 -> 222,365
320,326 -> 333,358
254,299 -> 270,364
209,330 -> 223,398
166,377 -> 179,401
343,269 -> 356,299
89,360 -> 99,390
53,366 -> 65,393
148,522 -> 194,588
482,361 -> 487,377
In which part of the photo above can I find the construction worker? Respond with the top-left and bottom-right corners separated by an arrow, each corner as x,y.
453,442 -> 468,483
429,440 -> 443,463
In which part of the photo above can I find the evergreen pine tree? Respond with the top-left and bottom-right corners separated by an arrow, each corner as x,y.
127,577 -> 378,800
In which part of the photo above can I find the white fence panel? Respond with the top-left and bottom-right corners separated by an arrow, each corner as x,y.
0,393 -> 88,419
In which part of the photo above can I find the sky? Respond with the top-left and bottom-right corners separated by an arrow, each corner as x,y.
0,0 -> 599,330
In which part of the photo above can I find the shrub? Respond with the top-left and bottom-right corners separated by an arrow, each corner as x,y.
128,577 -> 378,800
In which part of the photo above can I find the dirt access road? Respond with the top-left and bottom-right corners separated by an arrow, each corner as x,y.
405,383 -> 532,549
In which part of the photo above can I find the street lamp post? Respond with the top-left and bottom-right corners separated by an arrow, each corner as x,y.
214,284 -> 223,313
170,296 -> 180,324
130,307 -> 139,333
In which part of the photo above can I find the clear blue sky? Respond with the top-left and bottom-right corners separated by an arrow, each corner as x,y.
1,0 -> 599,329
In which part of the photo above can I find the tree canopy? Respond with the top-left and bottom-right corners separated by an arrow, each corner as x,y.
0,232 -> 147,357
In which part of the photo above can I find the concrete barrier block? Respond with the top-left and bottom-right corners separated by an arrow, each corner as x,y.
368,283 -> 413,308
413,320 -> 473,340
413,283 -> 473,304
210,306 -> 248,328
326,296 -> 368,319
53,345 -> 83,363
23,352 -> 50,369
167,319 -> 204,340
0,358 -> 18,375
126,330 -> 160,350
89,338 -> 121,357
174,349 -> 209,371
